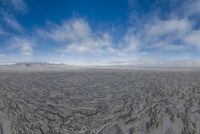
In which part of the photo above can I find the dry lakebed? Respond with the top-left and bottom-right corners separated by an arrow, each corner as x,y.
0,67 -> 200,134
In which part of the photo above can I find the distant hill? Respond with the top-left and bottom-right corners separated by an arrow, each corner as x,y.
12,62 -> 73,67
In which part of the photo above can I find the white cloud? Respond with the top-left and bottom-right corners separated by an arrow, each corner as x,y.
48,18 -> 91,42
121,33 -> 140,52
184,30 -> 200,48
154,41 -> 186,51
39,18 -> 115,54
66,43 -> 91,53
143,18 -> 200,51
145,19 -> 190,37
128,18 -> 196,51
10,37 -> 34,56
3,13 -> 24,32
182,0 -> 200,17
71,19 -> 91,39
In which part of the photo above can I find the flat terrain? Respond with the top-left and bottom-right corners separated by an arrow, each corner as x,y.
0,68 -> 200,134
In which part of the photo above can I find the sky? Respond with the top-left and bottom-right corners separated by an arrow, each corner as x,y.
0,0 -> 200,66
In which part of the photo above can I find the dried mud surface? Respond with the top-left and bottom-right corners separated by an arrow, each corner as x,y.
0,68 -> 200,134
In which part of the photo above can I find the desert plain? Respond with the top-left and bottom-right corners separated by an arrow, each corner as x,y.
0,67 -> 200,134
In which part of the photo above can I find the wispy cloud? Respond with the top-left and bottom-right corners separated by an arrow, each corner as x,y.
37,18 -> 114,54
154,41 -> 186,51
184,30 -> 200,48
120,29 -> 141,52
137,18 -> 192,51
144,19 -> 190,38
10,0 -> 27,12
9,37 -> 34,56
2,13 -> 24,32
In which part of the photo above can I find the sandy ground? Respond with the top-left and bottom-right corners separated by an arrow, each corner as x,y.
0,67 -> 200,134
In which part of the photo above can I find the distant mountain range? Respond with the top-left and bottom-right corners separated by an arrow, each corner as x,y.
11,62 -> 73,67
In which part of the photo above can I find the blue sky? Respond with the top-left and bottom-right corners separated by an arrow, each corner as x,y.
0,0 -> 200,66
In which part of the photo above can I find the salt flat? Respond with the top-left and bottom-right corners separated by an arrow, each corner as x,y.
0,68 -> 200,134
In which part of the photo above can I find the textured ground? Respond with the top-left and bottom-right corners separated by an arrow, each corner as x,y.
0,68 -> 200,134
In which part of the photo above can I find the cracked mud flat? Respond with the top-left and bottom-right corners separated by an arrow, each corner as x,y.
0,68 -> 200,134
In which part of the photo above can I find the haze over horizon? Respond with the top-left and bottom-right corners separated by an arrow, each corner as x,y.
1,0 -> 200,66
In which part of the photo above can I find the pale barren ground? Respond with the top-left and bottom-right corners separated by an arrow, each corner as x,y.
0,67 -> 200,134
